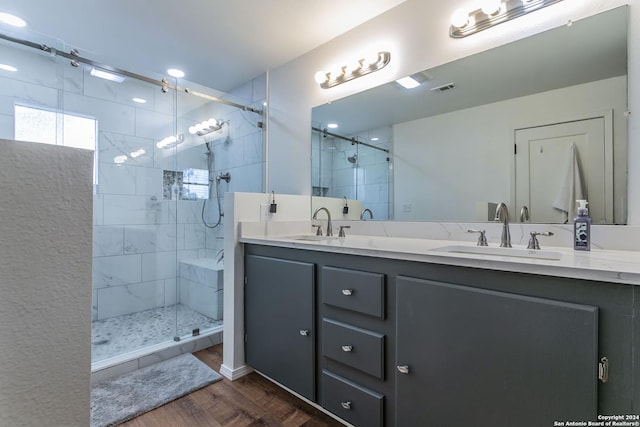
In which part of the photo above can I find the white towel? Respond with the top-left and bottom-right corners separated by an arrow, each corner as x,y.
552,142 -> 585,223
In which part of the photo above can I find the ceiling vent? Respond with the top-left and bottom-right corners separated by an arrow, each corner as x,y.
430,83 -> 456,92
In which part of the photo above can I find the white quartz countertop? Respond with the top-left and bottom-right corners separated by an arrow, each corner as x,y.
240,233 -> 640,286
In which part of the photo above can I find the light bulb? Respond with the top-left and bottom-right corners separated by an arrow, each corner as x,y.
207,118 -> 218,128
451,9 -> 469,28
364,52 -> 380,67
188,126 -> 197,134
344,59 -> 363,75
481,0 -> 502,15
194,123 -> 204,132
328,65 -> 345,80
314,70 -> 328,84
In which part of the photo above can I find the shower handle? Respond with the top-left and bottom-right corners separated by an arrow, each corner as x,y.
217,172 -> 231,183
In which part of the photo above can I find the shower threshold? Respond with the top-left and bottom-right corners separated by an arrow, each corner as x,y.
91,304 -> 222,370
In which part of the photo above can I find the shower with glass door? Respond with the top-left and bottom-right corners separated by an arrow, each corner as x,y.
0,28 -> 266,368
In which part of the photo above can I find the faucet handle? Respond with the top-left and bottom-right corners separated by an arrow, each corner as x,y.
527,231 -> 554,249
467,229 -> 488,246
312,224 -> 323,236
338,225 -> 351,237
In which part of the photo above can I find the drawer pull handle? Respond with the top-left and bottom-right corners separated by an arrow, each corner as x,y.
341,401 -> 352,410
397,365 -> 410,374
341,345 -> 353,352
341,289 -> 353,296
299,330 -> 309,336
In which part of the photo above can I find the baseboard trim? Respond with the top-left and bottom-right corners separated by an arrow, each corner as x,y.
219,363 -> 254,381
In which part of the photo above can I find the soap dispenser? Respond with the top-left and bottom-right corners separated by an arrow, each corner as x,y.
573,199 -> 591,251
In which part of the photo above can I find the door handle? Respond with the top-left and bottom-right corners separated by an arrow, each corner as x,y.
397,365 -> 410,374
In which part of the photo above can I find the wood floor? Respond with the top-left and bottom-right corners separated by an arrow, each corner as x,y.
120,344 -> 345,427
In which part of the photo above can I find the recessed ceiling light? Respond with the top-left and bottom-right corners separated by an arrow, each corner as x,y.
0,12 -> 26,27
327,123 -> 338,129
167,68 -> 185,78
90,67 -> 125,83
396,76 -> 421,89
0,64 -> 17,72
371,137 -> 379,141
132,97 -> 147,104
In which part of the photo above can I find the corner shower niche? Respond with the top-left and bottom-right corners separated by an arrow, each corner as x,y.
0,29 -> 266,368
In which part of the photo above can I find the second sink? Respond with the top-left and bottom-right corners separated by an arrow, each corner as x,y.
436,245 -> 562,260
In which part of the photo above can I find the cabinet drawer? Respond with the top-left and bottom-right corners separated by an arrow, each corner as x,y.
322,318 -> 384,379
322,266 -> 385,318
322,370 -> 383,427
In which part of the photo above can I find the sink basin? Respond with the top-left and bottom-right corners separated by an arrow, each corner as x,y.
435,245 -> 562,260
291,235 -> 341,242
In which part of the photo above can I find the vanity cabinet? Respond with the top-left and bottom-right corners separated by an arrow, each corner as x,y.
396,276 -> 599,427
320,266 -> 388,427
244,244 -> 634,426
244,254 -> 316,400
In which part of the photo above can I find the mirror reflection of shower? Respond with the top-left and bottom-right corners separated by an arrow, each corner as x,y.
347,153 -> 358,165
202,139 -> 231,229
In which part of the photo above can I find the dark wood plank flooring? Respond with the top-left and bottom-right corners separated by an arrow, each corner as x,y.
119,344 -> 344,427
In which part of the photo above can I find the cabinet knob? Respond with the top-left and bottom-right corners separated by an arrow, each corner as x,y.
299,330 -> 309,336
397,365 -> 410,374
341,345 -> 353,352
341,289 -> 353,296
341,401 -> 352,410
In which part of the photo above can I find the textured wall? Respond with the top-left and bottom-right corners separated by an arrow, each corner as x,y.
0,139 -> 93,426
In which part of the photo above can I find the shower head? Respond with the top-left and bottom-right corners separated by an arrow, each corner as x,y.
347,153 -> 357,164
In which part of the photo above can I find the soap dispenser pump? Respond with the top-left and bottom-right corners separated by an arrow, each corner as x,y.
573,199 -> 591,251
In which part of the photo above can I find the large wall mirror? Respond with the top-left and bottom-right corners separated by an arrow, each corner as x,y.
311,6 -> 628,224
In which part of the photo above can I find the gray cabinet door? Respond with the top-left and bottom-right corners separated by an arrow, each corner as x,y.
396,276 -> 598,427
245,254 -> 315,401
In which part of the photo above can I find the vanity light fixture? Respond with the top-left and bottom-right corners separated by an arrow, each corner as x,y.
156,134 -> 184,149
188,118 -> 225,136
130,148 -> 146,158
315,51 -> 391,89
450,0 -> 564,38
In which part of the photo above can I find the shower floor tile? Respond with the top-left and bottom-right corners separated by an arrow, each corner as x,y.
91,304 -> 222,363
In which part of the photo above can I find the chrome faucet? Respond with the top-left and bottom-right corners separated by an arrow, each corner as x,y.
360,208 -> 374,220
312,207 -> 333,236
494,202 -> 512,248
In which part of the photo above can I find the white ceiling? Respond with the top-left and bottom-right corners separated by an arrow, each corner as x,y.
0,0 -> 406,92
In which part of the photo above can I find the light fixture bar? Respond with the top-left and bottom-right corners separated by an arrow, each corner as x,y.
450,0 -> 564,38
317,51 -> 391,89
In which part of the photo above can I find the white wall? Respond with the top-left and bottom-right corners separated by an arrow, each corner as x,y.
0,139 -> 93,426
394,76 -> 627,223
268,0 -> 640,224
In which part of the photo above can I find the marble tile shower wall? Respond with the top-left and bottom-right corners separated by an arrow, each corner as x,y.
0,43 -> 265,321
328,126 -> 392,221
